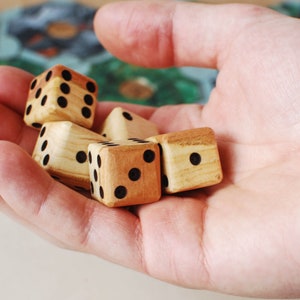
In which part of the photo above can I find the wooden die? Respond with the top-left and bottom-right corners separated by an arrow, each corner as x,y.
147,127 -> 223,193
24,64 -> 98,129
32,121 -> 106,191
99,107 -> 159,140
88,139 -> 161,207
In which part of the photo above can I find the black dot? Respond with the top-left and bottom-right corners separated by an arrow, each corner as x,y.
162,175 -> 169,188
32,122 -> 42,129
97,155 -> 101,168
41,95 -> 47,106
102,133 -> 107,138
25,104 -> 32,115
35,88 -> 41,99
45,71 -> 52,81
93,169 -> 98,182
88,151 -> 92,164
76,151 -> 87,163
99,186 -> 104,199
30,79 -> 37,90
190,152 -> 201,166
82,107 -> 91,118
57,96 -> 68,108
84,94 -> 93,105
43,154 -> 50,166
114,186 -> 127,199
122,111 -> 133,121
60,83 -> 70,94
128,168 -> 141,181
62,70 -> 72,81
41,140 -> 48,151
86,81 -> 96,93
143,149 -> 155,163
90,182 -> 94,194
40,126 -> 46,137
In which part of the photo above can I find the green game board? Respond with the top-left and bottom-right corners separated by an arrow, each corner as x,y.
0,1 -> 298,106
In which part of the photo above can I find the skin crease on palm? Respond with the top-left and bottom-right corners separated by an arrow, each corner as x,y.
1,0 -> 300,298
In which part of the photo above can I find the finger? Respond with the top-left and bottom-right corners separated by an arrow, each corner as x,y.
0,141 -> 144,271
0,195 -> 71,250
0,66 -> 38,153
0,103 -> 38,154
94,1 -> 277,68
0,66 -> 33,115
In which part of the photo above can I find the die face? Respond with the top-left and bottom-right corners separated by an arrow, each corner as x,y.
100,107 -> 159,140
88,140 -> 161,207
32,121 -> 106,190
24,64 -> 98,129
147,127 -> 223,193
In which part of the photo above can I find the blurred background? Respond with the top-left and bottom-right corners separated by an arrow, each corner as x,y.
0,0 -> 299,299
1,0 -> 297,106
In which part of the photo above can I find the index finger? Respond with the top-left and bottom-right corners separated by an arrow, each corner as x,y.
94,1 -> 277,69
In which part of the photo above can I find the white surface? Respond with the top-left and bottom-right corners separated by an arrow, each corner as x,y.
0,214 -> 280,300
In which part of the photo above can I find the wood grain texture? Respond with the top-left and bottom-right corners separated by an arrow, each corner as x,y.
99,107 -> 159,140
24,64 -> 98,130
32,121 -> 106,190
147,127 -> 223,193
88,139 -> 161,207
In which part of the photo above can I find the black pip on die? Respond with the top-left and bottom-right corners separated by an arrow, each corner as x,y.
24,64 -> 98,130
147,127 -> 223,193
32,121 -> 106,191
88,139 -> 161,207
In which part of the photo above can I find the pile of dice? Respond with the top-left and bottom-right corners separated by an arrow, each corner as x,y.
24,64 -> 223,207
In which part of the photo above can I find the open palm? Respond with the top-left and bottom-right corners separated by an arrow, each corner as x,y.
1,2 -> 300,298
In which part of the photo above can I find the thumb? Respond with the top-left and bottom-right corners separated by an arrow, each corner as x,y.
94,1 -> 275,69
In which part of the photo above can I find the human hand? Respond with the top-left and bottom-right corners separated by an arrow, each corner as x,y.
2,1 -> 300,298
